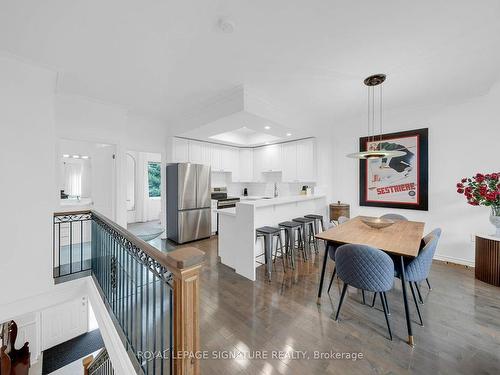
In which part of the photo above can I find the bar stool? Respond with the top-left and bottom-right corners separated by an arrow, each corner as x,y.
292,217 -> 318,255
256,226 -> 285,281
305,213 -> 325,235
279,221 -> 306,267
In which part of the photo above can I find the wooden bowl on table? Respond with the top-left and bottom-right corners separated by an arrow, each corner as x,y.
360,216 -> 395,230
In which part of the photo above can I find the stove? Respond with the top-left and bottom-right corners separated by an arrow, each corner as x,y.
211,187 -> 240,234
211,187 -> 240,209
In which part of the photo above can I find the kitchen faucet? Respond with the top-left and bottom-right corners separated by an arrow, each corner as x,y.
274,183 -> 278,198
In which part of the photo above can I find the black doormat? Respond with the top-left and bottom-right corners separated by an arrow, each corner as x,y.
42,329 -> 104,374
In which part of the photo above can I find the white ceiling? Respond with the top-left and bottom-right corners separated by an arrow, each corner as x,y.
1,0 -> 500,134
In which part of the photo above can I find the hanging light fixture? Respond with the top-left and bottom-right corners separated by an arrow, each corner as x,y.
346,74 -> 406,159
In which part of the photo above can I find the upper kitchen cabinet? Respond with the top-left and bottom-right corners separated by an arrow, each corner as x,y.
188,140 -> 211,166
296,138 -> 316,181
281,142 -> 298,182
210,144 -> 223,171
261,144 -> 282,173
238,148 -> 253,182
172,137 -> 189,162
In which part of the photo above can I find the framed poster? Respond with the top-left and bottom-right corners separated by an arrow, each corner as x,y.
359,128 -> 428,211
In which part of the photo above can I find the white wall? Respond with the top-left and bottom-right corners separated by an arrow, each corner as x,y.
0,54 -> 57,308
331,83 -> 500,266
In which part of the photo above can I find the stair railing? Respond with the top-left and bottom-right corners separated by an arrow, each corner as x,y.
53,210 -> 204,375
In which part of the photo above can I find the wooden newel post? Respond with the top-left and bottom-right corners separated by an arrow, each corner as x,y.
166,247 -> 205,375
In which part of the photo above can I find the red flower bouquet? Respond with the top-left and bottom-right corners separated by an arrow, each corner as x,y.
456,173 -> 500,207
457,173 -> 500,237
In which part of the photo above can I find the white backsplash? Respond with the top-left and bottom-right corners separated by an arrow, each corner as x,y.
211,172 -> 315,197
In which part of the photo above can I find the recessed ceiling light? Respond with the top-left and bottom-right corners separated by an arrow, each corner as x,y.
264,126 -> 271,130
286,132 -> 292,137
218,18 -> 235,33
81,155 -> 89,159
265,141 -> 270,145
72,155 -> 80,159
62,154 -> 70,158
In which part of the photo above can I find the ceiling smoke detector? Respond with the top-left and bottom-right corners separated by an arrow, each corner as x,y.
218,18 -> 235,33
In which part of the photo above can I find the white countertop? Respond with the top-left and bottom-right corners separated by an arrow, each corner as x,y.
238,194 -> 325,208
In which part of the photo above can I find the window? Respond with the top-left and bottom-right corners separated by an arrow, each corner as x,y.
148,162 -> 161,197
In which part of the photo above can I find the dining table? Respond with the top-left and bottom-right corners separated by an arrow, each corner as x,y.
315,215 -> 425,346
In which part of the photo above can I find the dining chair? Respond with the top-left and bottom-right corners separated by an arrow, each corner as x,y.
327,216 -> 350,294
420,228 -> 442,291
380,213 -> 408,221
334,244 -> 394,340
394,231 -> 441,326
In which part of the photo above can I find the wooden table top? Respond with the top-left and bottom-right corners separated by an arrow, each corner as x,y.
316,216 -> 425,257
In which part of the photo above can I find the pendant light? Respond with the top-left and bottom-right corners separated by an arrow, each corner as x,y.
346,74 -> 406,159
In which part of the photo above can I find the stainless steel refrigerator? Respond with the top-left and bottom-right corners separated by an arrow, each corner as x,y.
166,163 -> 211,243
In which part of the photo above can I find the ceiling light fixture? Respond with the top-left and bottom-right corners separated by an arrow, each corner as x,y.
62,154 -> 70,158
264,126 -> 271,130
72,155 -> 80,159
218,18 -> 235,34
81,155 -> 89,159
346,74 -> 406,159
286,132 -> 292,137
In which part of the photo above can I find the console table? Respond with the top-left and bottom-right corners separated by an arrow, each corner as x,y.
475,234 -> 500,287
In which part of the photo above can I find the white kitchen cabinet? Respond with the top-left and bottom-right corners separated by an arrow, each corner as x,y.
281,142 -> 298,182
252,147 -> 265,181
296,138 -> 316,181
189,140 -> 211,166
228,147 -> 239,181
261,144 -> 282,172
172,138 -> 189,162
238,148 -> 253,182
210,144 -> 223,171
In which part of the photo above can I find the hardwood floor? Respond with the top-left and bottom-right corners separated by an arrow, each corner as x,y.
163,236 -> 500,374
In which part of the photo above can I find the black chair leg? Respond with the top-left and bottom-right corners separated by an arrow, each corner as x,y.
335,283 -> 348,321
380,292 -> 393,340
409,282 -> 424,326
426,278 -> 432,290
382,291 -> 391,316
361,290 -> 366,305
327,267 -> 336,293
414,282 -> 424,304
370,292 -> 377,307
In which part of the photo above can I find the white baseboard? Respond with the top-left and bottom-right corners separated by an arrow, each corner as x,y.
434,254 -> 475,267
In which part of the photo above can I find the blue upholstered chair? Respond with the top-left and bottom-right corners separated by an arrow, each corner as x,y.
327,216 -> 350,294
420,228 -> 442,290
380,213 -> 408,221
394,230 -> 441,326
334,244 -> 394,340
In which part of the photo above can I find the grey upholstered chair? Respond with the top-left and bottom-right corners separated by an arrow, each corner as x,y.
327,216 -> 350,294
380,213 -> 408,221
420,228 -> 442,290
334,244 -> 395,340
394,230 -> 441,326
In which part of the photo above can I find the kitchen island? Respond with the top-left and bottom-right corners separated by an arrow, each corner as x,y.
217,194 -> 327,281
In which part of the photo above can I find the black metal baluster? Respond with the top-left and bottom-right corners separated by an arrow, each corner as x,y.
140,263 -> 144,371
160,280 -> 164,375
69,221 -> 73,274
153,274 -> 157,375
80,220 -> 83,272
169,287 -> 173,374
58,222 -> 61,276
146,268 -> 150,375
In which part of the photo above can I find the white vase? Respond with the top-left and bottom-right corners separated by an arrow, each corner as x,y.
489,205 -> 500,237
